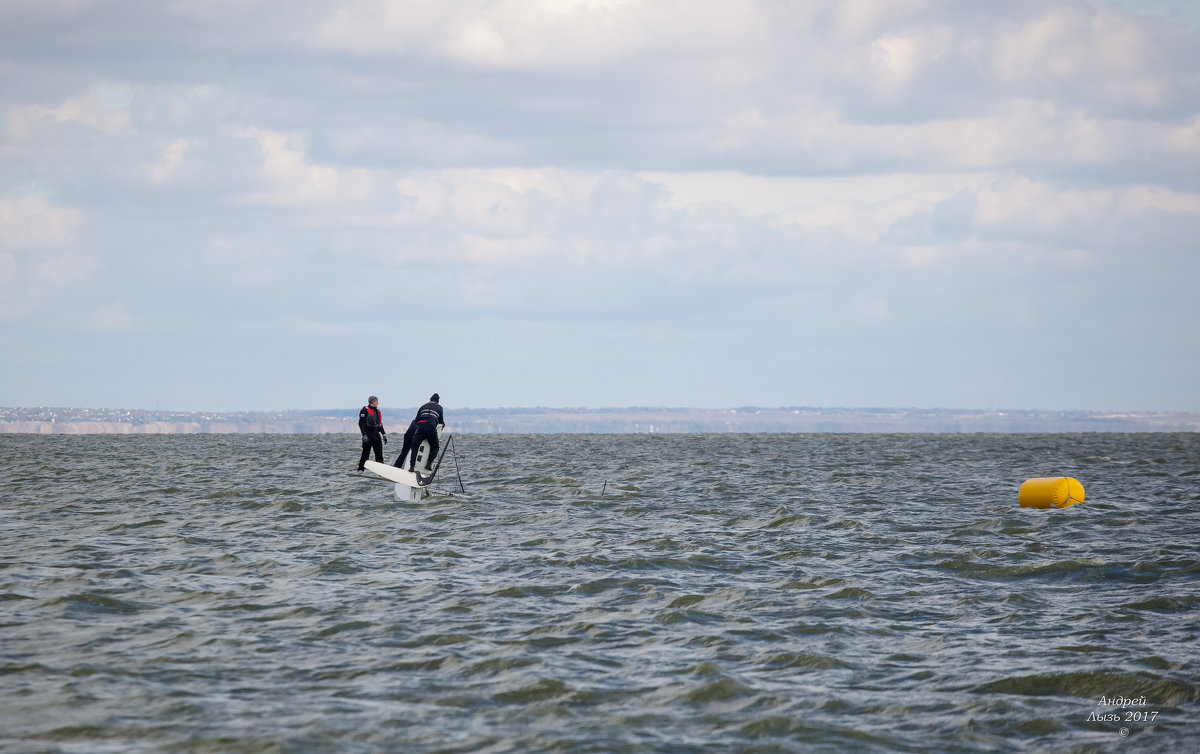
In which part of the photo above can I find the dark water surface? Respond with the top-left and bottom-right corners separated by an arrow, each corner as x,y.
1,433 -> 1197,753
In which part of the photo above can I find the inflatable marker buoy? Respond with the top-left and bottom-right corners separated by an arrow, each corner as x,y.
1019,477 -> 1085,509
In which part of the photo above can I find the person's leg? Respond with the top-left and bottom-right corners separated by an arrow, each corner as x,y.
394,425 -> 415,467
409,425 -> 432,470
424,435 -> 440,470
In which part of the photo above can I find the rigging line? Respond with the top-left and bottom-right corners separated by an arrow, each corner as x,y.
425,433 -> 452,494
429,434 -> 465,493
429,435 -> 447,478
449,435 -> 466,492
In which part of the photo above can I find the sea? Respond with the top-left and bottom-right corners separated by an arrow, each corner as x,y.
1,432 -> 1197,753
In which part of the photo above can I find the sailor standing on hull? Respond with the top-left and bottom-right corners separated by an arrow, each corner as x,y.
408,393 -> 445,472
356,396 -> 387,472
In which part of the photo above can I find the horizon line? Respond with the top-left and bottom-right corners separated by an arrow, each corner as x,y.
4,405 -> 1198,416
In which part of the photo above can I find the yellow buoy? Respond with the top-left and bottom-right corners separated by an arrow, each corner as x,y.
1019,477 -> 1085,509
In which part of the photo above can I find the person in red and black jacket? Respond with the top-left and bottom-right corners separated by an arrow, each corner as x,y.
356,395 -> 387,471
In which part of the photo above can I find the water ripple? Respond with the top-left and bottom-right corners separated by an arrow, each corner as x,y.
0,432 -> 1197,752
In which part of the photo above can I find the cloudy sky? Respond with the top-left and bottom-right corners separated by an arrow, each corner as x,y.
2,0 -> 1198,413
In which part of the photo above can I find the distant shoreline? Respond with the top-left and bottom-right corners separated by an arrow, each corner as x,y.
2,406 -> 1198,434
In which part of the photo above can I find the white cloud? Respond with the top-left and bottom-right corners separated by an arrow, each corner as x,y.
8,84 -> 133,138
0,253 -> 95,322
971,176 -> 1200,246
84,303 -> 132,331
30,253 -> 93,287
0,253 -> 15,286
149,138 -> 190,183
0,196 -> 82,248
315,0 -> 759,71
991,6 -> 1166,105
0,196 -> 93,321
234,127 -> 377,209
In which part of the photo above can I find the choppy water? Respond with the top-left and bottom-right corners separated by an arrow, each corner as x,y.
1,432 -> 1197,753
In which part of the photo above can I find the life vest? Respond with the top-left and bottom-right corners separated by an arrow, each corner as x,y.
359,406 -> 381,433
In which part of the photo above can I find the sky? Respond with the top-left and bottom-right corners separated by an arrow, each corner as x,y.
2,0 -> 1198,413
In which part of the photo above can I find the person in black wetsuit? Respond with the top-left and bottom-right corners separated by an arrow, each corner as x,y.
392,418 -> 418,469
356,396 -> 387,471
408,393 -> 445,472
